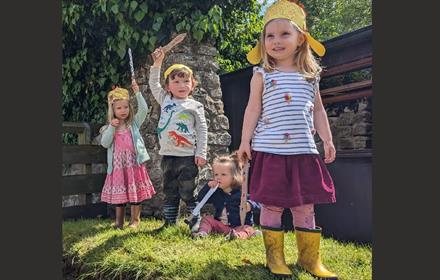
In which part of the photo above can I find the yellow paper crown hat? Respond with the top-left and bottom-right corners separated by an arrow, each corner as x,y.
247,0 -> 326,65
163,64 -> 193,79
108,87 -> 129,104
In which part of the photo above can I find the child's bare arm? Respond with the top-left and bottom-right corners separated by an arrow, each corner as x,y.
237,72 -> 263,161
246,198 -> 261,212
313,91 -> 336,163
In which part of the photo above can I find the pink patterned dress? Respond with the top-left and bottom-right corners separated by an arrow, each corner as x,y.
101,128 -> 156,204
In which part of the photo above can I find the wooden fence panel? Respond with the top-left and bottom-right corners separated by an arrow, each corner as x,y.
63,145 -> 106,164
62,122 -> 108,220
63,174 -> 106,195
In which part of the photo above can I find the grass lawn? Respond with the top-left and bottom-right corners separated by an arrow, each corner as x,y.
63,218 -> 371,280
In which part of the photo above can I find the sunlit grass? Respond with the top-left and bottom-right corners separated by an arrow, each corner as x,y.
63,218 -> 371,280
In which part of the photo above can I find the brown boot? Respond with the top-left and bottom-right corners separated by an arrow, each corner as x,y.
128,205 -> 142,228
113,206 -> 125,229
295,227 -> 338,279
262,227 -> 293,277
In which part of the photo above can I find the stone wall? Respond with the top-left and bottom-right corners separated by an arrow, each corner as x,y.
133,37 -> 231,218
316,97 -> 372,153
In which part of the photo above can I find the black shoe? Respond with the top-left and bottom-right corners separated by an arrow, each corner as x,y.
153,221 -> 175,233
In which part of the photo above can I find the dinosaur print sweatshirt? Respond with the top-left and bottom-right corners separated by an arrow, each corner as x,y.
149,65 -> 208,160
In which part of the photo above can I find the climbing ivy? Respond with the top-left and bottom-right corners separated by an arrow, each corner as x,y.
62,0 -> 260,123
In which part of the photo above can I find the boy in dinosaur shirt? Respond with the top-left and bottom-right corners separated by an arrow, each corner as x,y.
149,47 -> 208,230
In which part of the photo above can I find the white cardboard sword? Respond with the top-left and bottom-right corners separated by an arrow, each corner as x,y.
186,182 -> 219,222
192,183 -> 219,216
128,48 -> 135,78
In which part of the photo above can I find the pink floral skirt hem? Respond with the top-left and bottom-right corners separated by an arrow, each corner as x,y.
101,163 -> 156,205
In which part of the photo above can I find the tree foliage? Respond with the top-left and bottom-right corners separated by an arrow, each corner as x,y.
62,0 -> 371,123
302,0 -> 372,41
62,0 -> 254,123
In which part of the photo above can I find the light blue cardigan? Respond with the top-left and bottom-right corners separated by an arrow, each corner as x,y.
100,92 -> 150,174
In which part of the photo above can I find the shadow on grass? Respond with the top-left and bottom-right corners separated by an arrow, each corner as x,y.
63,220 -> 314,280
64,220 -> 193,279
192,260 -> 305,280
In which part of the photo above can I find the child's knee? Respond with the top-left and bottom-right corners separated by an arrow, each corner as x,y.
178,179 -> 197,202
291,204 -> 315,216
179,187 -> 196,202
262,205 -> 284,213
178,165 -> 198,181
163,182 -> 180,201
260,205 -> 284,227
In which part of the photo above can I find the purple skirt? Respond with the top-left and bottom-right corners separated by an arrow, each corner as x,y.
249,151 -> 336,208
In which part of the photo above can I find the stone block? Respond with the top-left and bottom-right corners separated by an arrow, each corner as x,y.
336,126 -> 352,138
337,111 -> 356,126
353,136 -> 372,149
353,123 -> 372,136
211,115 -> 230,131
337,137 -> 354,149
353,111 -> 372,123
208,132 -> 232,146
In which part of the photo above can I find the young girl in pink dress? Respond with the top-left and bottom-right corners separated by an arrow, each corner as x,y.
100,79 -> 156,229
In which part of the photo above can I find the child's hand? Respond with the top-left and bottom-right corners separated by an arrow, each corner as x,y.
323,140 -> 336,163
246,202 -> 252,212
208,180 -> 219,188
131,79 -> 139,93
237,142 -> 252,161
151,47 -> 165,66
110,119 -> 120,127
195,156 -> 207,167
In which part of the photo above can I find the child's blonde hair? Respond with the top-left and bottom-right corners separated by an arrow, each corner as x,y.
106,87 -> 134,125
260,19 -> 322,81
212,151 -> 243,188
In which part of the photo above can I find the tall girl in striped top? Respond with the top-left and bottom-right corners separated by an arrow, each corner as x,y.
237,1 -> 337,279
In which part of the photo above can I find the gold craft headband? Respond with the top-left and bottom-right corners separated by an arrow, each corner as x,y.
163,64 -> 193,79
108,87 -> 129,104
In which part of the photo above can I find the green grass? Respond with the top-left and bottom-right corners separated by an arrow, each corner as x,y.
63,218 -> 371,280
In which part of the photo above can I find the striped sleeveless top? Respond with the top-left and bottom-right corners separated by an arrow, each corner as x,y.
251,67 -> 320,155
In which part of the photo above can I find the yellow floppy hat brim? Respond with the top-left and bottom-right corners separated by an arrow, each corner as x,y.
305,32 -> 326,57
246,31 -> 325,65
247,42 -> 262,65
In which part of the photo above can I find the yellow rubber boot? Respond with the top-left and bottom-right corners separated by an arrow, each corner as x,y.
262,227 -> 293,277
128,205 -> 141,228
295,227 -> 338,279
